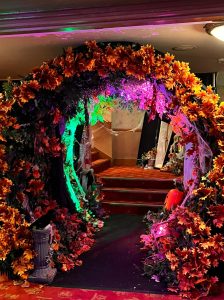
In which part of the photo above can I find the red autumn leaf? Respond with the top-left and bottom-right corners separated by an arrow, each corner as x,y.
208,205 -> 224,228
33,207 -> 43,219
42,137 -> 49,147
187,179 -> 194,186
49,137 -> 62,156
182,264 -> 192,275
27,179 -> 44,195
52,108 -> 62,125
0,134 -> 6,142
16,192 -> 27,203
13,124 -> 21,129
32,165 -> 40,179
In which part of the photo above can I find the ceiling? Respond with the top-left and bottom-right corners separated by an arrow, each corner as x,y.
1,0 -> 224,79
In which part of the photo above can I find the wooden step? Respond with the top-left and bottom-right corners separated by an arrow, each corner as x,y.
101,187 -> 169,203
92,159 -> 111,174
99,177 -> 174,190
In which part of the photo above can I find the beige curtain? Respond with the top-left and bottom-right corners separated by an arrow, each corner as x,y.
155,121 -> 172,168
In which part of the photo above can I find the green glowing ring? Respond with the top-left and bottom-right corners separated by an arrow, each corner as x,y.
61,107 -> 86,211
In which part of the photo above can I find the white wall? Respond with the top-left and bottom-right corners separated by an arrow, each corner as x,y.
112,108 -> 144,164
91,121 -> 112,158
91,107 -> 145,164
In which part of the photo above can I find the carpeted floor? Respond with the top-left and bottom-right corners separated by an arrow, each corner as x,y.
52,214 -> 168,294
97,166 -> 179,179
2,280 -> 224,300
0,281 -> 181,300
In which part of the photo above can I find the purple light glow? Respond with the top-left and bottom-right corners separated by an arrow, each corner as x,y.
0,26 -> 123,38
0,24 -> 179,39
106,79 -> 172,118
0,31 -> 69,38
107,79 -> 155,110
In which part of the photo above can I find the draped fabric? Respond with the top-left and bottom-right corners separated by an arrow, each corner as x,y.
79,125 -> 95,193
154,121 -> 173,168
170,113 -> 214,206
79,125 -> 92,170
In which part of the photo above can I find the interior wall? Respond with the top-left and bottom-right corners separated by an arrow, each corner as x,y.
112,108 -> 144,165
91,107 -> 145,165
91,122 -> 112,158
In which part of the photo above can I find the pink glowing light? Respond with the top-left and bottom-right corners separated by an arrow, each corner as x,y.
151,222 -> 169,239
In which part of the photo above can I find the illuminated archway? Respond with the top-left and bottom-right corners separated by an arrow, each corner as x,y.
0,41 -> 223,297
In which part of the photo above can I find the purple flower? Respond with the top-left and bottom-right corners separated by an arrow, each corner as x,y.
151,275 -> 160,282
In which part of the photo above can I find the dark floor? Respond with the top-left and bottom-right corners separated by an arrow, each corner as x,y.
52,214 -> 168,293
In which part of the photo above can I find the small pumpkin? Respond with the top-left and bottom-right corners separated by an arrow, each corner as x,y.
164,188 -> 184,210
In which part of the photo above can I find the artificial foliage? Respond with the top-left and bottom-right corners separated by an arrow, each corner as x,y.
0,203 -> 34,279
0,41 -> 223,299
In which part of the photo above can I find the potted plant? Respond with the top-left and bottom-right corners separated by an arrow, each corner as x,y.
142,147 -> 157,169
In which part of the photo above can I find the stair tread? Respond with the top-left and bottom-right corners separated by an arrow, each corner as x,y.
92,158 -> 110,164
102,187 -> 169,193
91,150 -> 98,154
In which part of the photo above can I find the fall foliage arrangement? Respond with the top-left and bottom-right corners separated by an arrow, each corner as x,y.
0,41 -> 223,299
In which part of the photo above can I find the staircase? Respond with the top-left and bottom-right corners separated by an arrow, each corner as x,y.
91,149 -> 111,174
98,174 -> 175,214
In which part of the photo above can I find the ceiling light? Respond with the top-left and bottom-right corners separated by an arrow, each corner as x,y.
172,45 -> 196,51
205,23 -> 224,42
217,58 -> 224,64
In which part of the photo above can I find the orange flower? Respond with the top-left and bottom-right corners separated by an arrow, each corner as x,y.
164,52 -> 175,63
0,204 -> 34,278
0,177 -> 13,201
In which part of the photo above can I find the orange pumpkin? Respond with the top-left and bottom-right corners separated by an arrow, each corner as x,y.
164,189 -> 184,210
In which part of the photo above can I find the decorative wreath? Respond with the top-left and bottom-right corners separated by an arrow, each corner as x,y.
0,41 -> 223,298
